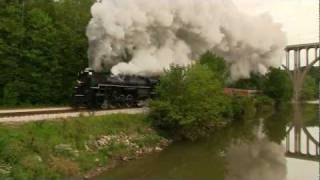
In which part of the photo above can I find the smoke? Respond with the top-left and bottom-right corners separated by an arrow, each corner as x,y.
87,0 -> 286,79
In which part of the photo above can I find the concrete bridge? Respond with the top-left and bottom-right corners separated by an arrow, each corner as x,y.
284,105 -> 319,162
285,126 -> 319,162
283,42 -> 320,102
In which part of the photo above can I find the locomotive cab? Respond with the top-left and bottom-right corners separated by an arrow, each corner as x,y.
71,68 -> 95,108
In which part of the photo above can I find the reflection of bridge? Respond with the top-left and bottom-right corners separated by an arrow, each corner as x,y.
285,126 -> 319,161
283,43 -> 319,102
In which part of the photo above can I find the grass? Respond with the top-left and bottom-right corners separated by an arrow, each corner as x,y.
0,114 -> 166,180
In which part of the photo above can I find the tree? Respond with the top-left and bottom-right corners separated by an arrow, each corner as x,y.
0,0 -> 92,106
229,73 -> 265,90
263,68 -> 293,103
199,52 -> 229,83
0,3 -> 26,105
149,64 -> 231,141
301,75 -> 317,100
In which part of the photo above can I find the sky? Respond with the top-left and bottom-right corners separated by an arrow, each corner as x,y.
233,0 -> 319,45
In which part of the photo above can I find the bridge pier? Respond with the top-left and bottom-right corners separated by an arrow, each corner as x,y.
294,127 -> 301,153
284,43 -> 320,102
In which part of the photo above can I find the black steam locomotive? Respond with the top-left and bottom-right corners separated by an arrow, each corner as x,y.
72,68 -> 159,109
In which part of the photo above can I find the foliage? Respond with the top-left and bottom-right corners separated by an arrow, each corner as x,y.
149,64 -> 231,141
0,0 -> 93,106
263,105 -> 292,144
301,104 -> 319,126
229,96 -> 256,120
262,68 -> 293,103
199,51 -> 229,84
229,73 -> 265,90
309,66 -> 320,82
0,114 -> 166,180
255,95 -> 275,110
301,75 -> 317,100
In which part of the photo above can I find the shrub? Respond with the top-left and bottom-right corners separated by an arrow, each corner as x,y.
255,95 -> 275,109
149,65 -> 230,141
230,96 -> 256,120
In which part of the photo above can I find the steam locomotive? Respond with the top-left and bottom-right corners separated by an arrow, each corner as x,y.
72,68 -> 159,109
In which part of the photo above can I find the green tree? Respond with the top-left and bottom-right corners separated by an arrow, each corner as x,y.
199,52 -> 229,83
230,73 -> 265,90
0,3 -> 26,105
301,75 -> 317,100
0,0 -> 92,106
149,64 -> 231,141
263,68 -> 293,103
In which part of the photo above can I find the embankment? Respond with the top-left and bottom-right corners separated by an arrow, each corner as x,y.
0,114 -> 169,180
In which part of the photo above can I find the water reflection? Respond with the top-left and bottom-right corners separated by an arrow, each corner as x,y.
92,104 -> 319,180
226,136 -> 286,180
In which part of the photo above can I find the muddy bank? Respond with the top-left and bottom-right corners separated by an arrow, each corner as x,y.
84,138 -> 171,179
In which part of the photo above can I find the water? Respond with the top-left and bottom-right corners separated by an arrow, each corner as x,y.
92,105 -> 319,180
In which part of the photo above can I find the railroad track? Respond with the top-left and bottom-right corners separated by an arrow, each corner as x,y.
0,107 -> 147,123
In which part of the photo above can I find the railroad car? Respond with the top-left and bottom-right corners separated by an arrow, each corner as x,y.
72,68 -> 159,109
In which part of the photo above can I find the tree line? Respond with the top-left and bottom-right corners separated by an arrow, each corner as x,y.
149,52 -> 294,141
231,66 -> 319,101
0,0 -> 94,106
0,1 -> 317,107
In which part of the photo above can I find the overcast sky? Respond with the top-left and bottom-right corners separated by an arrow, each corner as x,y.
234,0 -> 318,45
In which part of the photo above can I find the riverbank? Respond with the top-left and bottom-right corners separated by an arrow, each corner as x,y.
89,104 -> 319,180
0,114 -> 169,180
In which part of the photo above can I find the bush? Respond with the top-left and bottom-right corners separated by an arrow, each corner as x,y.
149,65 -> 231,141
229,73 -> 265,90
255,95 -> 275,109
230,96 -> 256,120
301,75 -> 317,100
263,68 -> 293,103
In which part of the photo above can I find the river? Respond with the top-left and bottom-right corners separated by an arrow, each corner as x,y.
91,104 -> 319,180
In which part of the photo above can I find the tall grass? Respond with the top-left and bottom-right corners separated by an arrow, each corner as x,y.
0,114 -> 164,180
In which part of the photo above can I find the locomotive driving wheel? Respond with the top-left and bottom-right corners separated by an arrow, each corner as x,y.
101,99 -> 109,109
125,94 -> 134,108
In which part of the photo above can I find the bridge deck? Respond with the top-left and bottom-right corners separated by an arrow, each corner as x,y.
285,42 -> 320,51
286,152 -> 319,162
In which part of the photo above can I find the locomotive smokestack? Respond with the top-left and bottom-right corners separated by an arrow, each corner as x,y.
86,0 -> 286,80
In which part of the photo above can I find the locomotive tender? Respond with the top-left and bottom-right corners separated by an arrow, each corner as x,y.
72,68 -> 159,109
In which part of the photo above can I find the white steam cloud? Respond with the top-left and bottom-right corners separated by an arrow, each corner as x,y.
225,122 -> 287,180
226,137 -> 287,180
87,0 -> 286,79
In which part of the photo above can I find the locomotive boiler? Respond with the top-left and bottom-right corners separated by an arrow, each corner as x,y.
72,68 -> 159,109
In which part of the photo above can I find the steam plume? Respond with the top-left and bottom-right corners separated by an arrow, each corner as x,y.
87,0 -> 286,79
226,137 -> 287,180
225,121 -> 287,180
